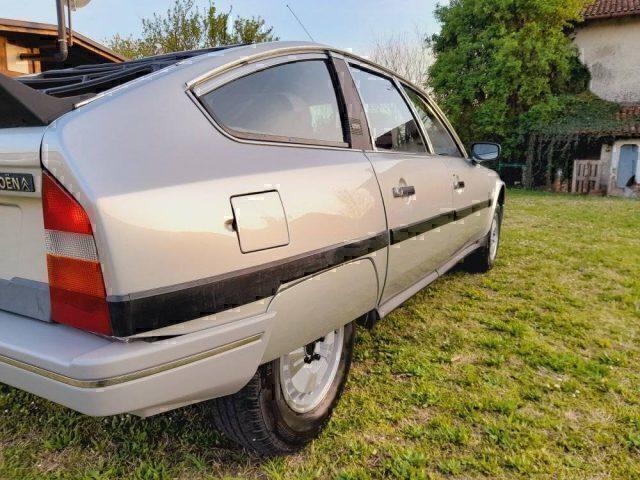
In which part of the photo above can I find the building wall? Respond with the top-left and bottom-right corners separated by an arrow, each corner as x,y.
0,20 -> 124,77
574,17 -> 640,103
0,35 -> 40,77
599,143 -> 613,191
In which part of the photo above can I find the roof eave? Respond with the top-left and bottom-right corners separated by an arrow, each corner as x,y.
0,18 -> 126,63
582,11 -> 640,22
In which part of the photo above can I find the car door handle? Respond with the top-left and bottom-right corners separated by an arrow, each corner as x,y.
454,180 -> 466,190
392,186 -> 416,198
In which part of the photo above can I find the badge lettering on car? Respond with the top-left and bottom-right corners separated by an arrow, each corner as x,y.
0,173 -> 36,193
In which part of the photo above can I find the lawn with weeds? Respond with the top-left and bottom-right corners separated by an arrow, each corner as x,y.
1,190 -> 639,479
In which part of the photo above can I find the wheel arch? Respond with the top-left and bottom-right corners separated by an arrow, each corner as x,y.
496,184 -> 506,223
261,258 -> 379,363
498,185 -> 506,207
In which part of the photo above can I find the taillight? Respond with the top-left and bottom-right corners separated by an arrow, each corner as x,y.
42,171 -> 112,336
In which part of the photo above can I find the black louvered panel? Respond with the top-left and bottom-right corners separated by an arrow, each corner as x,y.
15,45 -> 245,98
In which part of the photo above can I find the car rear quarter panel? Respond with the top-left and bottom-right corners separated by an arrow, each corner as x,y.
41,54 -> 388,334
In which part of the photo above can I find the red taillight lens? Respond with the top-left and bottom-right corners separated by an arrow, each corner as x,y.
42,171 -> 112,336
42,173 -> 93,235
49,287 -> 112,336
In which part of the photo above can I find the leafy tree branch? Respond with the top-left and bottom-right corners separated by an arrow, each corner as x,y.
107,0 -> 278,59
428,0 -> 591,160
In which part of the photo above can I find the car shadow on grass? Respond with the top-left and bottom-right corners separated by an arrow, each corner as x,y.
0,384 -> 269,477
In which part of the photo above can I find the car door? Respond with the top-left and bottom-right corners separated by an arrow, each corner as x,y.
349,64 -> 455,306
401,86 -> 496,255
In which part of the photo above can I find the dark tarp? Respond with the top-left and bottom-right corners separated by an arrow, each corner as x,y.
0,74 -> 82,128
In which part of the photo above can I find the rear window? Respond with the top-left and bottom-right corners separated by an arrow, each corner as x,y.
201,60 -> 346,145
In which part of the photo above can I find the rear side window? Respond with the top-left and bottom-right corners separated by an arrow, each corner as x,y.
403,87 -> 463,158
350,66 -> 425,154
201,60 -> 346,145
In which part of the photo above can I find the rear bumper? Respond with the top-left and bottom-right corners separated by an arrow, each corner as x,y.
0,310 -> 270,417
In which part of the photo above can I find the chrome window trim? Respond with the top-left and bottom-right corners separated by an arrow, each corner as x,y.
193,52 -> 328,97
185,45 -> 466,155
187,90 -> 353,153
362,149 -> 434,157
186,46 -> 332,90
192,53 -> 350,150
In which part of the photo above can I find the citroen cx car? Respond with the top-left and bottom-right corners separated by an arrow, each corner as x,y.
0,41 -> 504,455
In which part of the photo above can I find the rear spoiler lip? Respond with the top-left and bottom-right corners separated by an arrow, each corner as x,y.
0,73 -> 88,128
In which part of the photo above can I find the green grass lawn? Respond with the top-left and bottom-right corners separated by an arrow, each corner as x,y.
1,190 -> 639,479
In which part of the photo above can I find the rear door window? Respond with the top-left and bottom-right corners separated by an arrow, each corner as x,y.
403,87 -> 463,158
350,66 -> 425,154
201,60 -> 346,146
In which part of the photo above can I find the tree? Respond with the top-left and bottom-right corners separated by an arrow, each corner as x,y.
370,30 -> 434,88
428,0 -> 590,159
108,0 -> 278,59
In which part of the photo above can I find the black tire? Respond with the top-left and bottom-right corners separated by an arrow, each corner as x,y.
210,322 -> 356,456
464,205 -> 502,273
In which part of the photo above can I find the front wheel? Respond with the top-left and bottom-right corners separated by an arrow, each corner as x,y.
464,205 -> 502,273
210,322 -> 355,456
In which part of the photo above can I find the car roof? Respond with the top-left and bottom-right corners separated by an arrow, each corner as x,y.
12,40 -> 451,140
16,41 -> 424,101
17,42 -> 330,98
177,41 -> 436,108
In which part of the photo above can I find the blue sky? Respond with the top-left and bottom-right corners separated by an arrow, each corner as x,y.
0,0 -> 441,55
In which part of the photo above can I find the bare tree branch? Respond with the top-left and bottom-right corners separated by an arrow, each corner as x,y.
369,30 -> 434,89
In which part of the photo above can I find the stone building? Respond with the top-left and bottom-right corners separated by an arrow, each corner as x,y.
570,0 -> 640,197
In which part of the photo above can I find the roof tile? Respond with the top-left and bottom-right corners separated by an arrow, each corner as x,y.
579,104 -> 640,137
584,0 -> 640,20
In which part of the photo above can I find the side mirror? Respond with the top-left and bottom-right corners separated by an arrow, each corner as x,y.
471,142 -> 501,163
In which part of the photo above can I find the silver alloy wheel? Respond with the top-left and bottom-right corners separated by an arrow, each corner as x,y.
279,327 -> 345,414
489,215 -> 500,262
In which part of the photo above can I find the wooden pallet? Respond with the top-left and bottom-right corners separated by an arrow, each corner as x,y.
572,160 -> 603,195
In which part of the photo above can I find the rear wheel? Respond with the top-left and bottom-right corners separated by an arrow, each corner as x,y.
464,205 -> 502,273
210,322 -> 355,456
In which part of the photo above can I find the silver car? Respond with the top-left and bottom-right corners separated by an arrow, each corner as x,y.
0,41 -> 505,455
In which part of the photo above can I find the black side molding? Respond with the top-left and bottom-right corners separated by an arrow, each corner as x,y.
0,74 -> 83,128
391,199 -> 492,245
108,232 -> 389,337
107,199 -> 492,336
